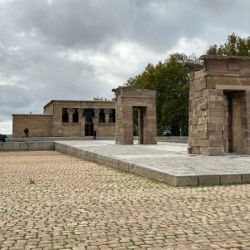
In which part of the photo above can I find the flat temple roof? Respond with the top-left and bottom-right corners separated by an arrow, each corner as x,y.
43,100 -> 115,109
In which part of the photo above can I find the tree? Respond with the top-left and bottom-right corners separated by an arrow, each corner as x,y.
0,134 -> 7,142
126,53 -> 192,136
207,33 -> 250,56
125,34 -> 250,135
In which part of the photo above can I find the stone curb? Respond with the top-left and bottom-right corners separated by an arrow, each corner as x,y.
0,141 -> 55,151
54,142 -> 250,187
1,141 -> 249,187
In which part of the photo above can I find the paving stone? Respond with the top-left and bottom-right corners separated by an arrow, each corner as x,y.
220,174 -> 242,185
175,176 -> 198,186
198,175 -> 220,186
2,151 -> 250,249
242,174 -> 250,184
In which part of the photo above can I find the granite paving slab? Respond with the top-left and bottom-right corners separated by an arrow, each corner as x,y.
55,140 -> 250,186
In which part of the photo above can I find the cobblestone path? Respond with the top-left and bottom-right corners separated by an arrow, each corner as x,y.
1,151 -> 250,250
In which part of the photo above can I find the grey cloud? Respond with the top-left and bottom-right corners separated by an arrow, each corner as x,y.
6,0 -> 131,49
4,0 -> 250,52
0,0 -> 250,133
0,85 -> 33,120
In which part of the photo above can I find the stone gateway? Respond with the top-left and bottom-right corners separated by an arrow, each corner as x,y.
112,87 -> 157,144
188,55 -> 250,155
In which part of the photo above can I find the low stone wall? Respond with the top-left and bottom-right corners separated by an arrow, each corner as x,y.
8,136 -> 188,143
7,137 -> 115,142
157,136 -> 188,143
131,136 -> 188,143
0,141 -> 55,151
55,142 -> 177,186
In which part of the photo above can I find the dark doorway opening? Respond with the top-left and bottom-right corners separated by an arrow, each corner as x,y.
109,109 -> 116,123
99,109 -> 105,123
133,107 -> 146,144
225,91 -> 244,153
85,123 -> 94,136
84,109 -> 94,136
62,108 -> 69,123
73,109 -> 79,123
133,107 -> 139,138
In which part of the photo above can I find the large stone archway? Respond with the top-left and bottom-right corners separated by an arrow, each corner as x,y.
112,87 -> 157,145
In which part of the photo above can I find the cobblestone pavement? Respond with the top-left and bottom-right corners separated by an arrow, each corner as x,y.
1,151 -> 250,250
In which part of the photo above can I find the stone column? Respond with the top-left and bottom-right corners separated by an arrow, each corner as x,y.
78,108 -> 85,136
244,91 -> 250,154
115,105 -> 133,144
138,108 -> 143,144
93,109 -> 99,132
207,89 -> 224,155
104,109 -> 110,123
144,106 -> 157,144
67,108 -> 74,123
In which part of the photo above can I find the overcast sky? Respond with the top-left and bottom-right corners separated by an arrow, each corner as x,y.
0,0 -> 250,134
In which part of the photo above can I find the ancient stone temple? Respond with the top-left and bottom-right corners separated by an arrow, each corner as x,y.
12,100 -> 116,138
188,55 -> 250,155
112,87 -> 157,144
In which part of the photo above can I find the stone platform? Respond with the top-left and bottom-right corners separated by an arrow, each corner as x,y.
55,140 -> 250,187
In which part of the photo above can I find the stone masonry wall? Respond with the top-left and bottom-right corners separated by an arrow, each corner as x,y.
49,101 -> 115,137
12,115 -> 52,138
188,71 -> 210,154
13,101 -> 116,138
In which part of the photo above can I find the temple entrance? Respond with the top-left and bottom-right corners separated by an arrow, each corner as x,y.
85,123 -> 93,136
188,56 -> 250,155
84,109 -> 94,136
113,87 -> 157,145
133,107 -> 146,144
225,91 -> 244,153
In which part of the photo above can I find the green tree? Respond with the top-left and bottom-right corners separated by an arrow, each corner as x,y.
207,33 -> 250,56
126,53 -> 191,136
0,134 -> 7,142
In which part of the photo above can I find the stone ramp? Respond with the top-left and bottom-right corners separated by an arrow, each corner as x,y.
55,140 -> 250,187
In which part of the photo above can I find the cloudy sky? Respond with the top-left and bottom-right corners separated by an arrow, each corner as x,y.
0,0 -> 249,134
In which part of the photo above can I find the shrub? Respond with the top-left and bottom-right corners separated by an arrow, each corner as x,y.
0,134 -> 7,142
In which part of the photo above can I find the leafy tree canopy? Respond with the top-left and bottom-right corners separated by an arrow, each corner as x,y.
126,53 -> 194,135
207,33 -> 250,56
125,33 -> 250,136
0,134 -> 7,142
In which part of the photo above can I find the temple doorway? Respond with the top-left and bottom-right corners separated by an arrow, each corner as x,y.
224,91 -> 244,153
84,109 -> 94,136
133,107 -> 146,144
113,87 -> 157,145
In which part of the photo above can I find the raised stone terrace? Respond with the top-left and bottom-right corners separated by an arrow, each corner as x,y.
55,140 -> 250,186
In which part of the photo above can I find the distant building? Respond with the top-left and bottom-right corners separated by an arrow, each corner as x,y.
12,100 -> 116,138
